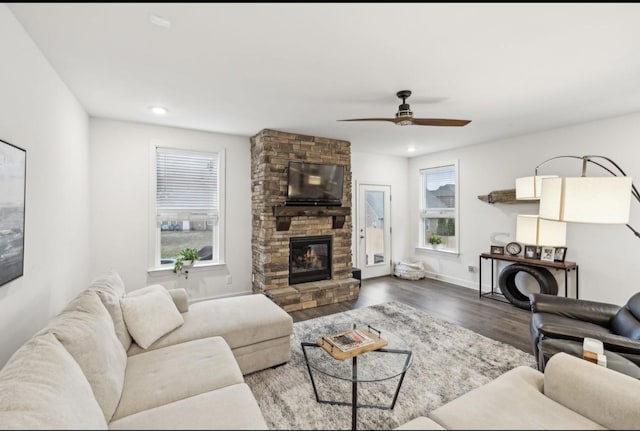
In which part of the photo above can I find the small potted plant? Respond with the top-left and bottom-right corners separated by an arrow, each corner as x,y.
173,247 -> 199,279
428,234 -> 443,248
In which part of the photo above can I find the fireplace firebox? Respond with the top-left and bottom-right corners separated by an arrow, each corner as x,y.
289,235 -> 332,285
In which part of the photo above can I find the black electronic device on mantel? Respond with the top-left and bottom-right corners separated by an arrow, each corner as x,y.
286,161 -> 344,206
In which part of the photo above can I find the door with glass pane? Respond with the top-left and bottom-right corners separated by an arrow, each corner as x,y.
357,184 -> 391,279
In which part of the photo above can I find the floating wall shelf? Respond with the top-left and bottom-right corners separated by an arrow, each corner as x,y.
477,188 -> 538,204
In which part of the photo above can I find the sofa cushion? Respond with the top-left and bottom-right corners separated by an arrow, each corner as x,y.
127,294 -> 293,355
88,270 -> 132,351
0,333 -> 107,429
544,352 -> 640,429
394,416 -> 446,430
120,284 -> 184,349
428,365 -> 604,430
109,383 -> 267,430
40,290 -> 127,422
112,336 -> 243,421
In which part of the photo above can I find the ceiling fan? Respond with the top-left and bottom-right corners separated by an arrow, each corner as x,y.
338,90 -> 471,127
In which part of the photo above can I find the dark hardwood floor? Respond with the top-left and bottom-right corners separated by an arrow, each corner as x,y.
289,275 -> 534,354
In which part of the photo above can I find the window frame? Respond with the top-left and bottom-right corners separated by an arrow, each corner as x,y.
418,160 -> 460,254
148,140 -> 226,272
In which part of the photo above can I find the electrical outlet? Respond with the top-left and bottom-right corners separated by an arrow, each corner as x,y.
226,275 -> 232,285
467,265 -> 477,273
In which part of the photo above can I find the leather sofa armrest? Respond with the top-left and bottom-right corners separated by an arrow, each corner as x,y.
167,288 -> 189,313
529,293 -> 619,327
597,332 -> 640,356
535,323 -> 640,356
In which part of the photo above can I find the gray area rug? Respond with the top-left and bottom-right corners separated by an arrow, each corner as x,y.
245,301 -> 536,430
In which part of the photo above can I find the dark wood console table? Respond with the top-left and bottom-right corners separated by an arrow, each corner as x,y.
479,253 -> 579,303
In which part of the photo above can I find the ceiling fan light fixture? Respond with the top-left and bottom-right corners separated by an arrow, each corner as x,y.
337,90 -> 470,127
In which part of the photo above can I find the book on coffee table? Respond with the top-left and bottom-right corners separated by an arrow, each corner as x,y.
318,327 -> 388,360
326,329 -> 374,351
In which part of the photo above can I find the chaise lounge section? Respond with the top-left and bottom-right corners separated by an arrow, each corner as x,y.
125,291 -> 293,375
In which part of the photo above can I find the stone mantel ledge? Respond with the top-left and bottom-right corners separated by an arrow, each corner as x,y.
272,205 -> 351,231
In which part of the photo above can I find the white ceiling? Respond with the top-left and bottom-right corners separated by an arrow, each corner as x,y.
9,3 -> 640,157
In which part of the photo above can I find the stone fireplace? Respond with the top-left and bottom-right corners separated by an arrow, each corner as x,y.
250,129 -> 360,312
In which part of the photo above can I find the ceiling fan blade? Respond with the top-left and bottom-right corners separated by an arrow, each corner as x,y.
338,118 -> 398,123
411,118 -> 471,127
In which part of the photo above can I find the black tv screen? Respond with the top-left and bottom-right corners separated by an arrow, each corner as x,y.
286,162 -> 345,206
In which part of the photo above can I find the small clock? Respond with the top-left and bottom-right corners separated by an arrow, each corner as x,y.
506,242 -> 522,256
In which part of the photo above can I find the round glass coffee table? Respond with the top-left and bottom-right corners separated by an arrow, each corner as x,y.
301,323 -> 413,430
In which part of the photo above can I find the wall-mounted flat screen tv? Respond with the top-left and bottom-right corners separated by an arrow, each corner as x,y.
286,161 -> 345,206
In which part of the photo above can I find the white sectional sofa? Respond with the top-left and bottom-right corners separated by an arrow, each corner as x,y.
397,352 -> 640,430
0,271 -> 293,429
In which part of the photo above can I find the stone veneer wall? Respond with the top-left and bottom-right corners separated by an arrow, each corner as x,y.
250,129 -> 359,311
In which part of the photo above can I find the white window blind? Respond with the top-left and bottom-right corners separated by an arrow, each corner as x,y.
156,148 -> 219,221
421,165 -> 456,218
419,163 -> 459,252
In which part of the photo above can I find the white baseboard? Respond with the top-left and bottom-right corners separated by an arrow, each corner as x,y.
422,270 -> 477,291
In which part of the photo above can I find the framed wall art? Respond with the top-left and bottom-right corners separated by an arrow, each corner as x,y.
0,139 -> 26,287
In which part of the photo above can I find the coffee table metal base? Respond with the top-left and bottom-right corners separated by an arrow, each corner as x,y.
301,342 -> 412,431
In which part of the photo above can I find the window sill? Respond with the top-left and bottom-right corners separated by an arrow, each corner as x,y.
415,246 -> 460,256
147,261 -> 226,275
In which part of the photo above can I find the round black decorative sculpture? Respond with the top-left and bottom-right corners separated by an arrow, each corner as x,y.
498,264 -> 558,309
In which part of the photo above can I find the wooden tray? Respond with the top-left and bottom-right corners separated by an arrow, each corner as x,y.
317,327 -> 388,361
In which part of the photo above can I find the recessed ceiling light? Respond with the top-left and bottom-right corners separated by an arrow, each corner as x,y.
150,14 -> 171,29
407,146 -> 416,152
150,106 -> 168,115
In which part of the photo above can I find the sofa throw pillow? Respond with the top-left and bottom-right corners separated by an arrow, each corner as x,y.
120,285 -> 185,349
0,333 -> 108,429
87,269 -> 133,351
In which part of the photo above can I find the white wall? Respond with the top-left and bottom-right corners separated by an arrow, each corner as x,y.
89,118 -> 251,300
351,151 -> 409,277
0,5 -> 90,366
409,112 -> 640,305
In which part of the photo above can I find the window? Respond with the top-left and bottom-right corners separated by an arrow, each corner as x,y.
419,162 -> 459,253
154,147 -> 222,267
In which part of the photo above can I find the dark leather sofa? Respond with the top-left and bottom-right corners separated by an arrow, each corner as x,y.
529,292 -> 640,367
